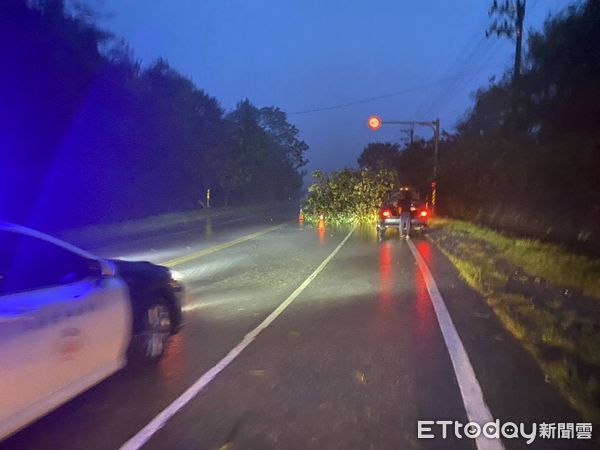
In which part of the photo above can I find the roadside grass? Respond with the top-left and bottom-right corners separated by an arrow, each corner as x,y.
432,218 -> 600,298
428,218 -> 600,424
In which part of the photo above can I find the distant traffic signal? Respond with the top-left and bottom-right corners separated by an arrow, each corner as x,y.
367,115 -> 382,130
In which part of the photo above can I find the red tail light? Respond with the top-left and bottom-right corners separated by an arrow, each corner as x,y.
381,209 -> 392,218
420,210 -> 428,218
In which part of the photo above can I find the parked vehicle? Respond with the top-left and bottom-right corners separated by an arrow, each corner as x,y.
376,188 -> 429,237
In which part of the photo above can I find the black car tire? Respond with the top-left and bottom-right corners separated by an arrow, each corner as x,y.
131,297 -> 173,363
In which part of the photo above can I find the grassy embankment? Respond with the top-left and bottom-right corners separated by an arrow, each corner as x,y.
428,218 -> 600,423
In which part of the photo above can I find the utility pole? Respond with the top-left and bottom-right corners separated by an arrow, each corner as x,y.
514,1 -> 525,84
487,0 -> 526,128
487,0 -> 526,83
399,126 -> 415,146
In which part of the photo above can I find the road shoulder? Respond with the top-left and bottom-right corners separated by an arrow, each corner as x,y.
412,236 -> 595,449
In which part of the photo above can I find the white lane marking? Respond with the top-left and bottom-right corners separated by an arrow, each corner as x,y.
407,239 -> 504,450
120,226 -> 356,450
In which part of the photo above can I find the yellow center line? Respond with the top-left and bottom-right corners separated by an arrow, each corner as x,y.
162,222 -> 287,267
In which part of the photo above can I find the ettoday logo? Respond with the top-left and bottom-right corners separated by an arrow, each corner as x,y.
417,420 -> 592,445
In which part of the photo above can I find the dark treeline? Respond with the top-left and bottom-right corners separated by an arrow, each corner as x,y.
0,0 -> 307,231
360,1 -> 600,251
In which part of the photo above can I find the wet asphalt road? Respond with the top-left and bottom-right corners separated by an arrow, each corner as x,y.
1,209 -> 593,450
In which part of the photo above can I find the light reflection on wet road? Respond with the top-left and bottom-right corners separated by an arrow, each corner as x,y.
3,212 -> 590,450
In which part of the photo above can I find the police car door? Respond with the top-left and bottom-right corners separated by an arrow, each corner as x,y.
0,229 -> 130,440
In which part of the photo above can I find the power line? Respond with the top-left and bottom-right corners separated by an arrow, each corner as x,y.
413,13 -> 495,119
289,3 -> 527,120
288,69 -> 500,116
416,0 -> 534,122
420,0 -> 544,126
487,0 -> 526,83
422,45 -> 506,119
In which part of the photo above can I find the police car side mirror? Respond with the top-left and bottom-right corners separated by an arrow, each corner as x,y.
88,259 -> 116,287
99,259 -> 116,278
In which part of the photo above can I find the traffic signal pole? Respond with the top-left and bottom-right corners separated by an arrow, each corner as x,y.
373,118 -> 441,214
432,118 -> 439,213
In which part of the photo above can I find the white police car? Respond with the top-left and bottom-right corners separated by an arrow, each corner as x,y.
0,222 -> 184,441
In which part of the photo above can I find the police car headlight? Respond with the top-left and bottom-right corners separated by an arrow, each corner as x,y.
169,269 -> 183,282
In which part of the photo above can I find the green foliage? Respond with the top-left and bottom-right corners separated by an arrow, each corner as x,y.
208,100 -> 306,205
525,0 -> 600,135
259,106 -> 309,170
356,140 -> 435,198
303,169 -> 396,224
436,218 -> 600,298
396,139 -> 435,193
452,2 -> 600,216
0,1 -> 308,228
386,1 -> 600,251
430,218 -> 600,423
357,142 -> 400,171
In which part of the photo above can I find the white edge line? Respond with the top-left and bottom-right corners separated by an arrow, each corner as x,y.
407,238 -> 504,450
120,225 -> 357,450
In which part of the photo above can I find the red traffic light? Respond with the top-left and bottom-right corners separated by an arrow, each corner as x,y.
367,115 -> 382,130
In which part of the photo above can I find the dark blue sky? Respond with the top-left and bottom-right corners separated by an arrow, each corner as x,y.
100,0 -> 570,175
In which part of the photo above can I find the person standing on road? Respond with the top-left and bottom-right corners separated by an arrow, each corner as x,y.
398,191 -> 412,238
